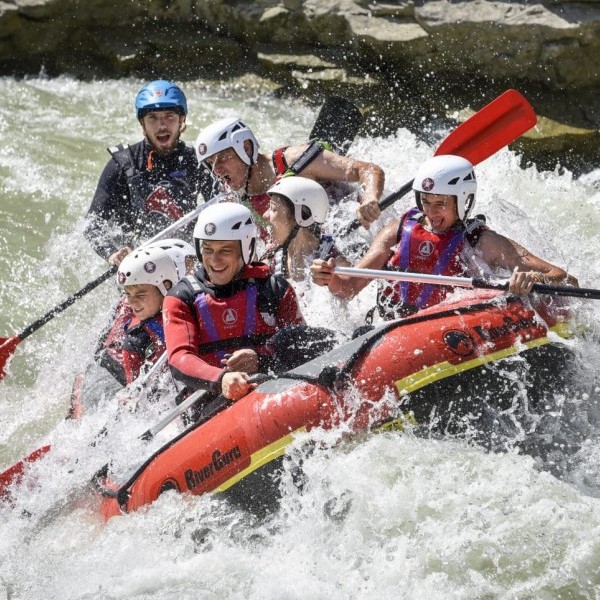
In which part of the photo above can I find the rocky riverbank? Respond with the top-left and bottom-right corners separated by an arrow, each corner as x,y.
1,0 -> 599,173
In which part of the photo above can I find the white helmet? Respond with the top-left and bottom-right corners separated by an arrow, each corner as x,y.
142,238 -> 195,278
267,176 -> 329,227
413,154 -> 477,220
117,246 -> 179,296
193,203 -> 257,264
195,117 -> 259,166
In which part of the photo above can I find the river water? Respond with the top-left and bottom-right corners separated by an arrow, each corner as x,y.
1,76 -> 600,599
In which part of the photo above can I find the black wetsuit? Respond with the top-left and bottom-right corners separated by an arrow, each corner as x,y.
84,140 -> 215,259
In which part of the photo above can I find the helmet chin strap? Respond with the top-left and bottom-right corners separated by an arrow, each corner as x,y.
236,163 -> 271,232
242,163 -> 253,198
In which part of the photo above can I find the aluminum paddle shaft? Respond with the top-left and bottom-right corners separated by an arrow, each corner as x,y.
333,267 -> 595,299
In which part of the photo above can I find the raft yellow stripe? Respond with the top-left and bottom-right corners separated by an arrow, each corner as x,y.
549,322 -> 571,339
214,428 -> 306,493
213,324 -> 572,492
395,323 -> 571,396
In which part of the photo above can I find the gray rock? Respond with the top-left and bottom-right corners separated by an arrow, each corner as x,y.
0,0 -> 599,172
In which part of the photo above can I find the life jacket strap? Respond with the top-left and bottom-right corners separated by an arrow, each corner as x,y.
108,144 -> 137,179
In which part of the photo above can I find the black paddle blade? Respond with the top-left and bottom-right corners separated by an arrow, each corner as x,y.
309,96 -> 363,155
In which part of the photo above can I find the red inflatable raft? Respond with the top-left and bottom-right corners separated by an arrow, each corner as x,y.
95,290 -> 573,519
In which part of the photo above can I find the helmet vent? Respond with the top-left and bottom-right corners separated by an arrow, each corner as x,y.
448,177 -> 460,185
231,221 -> 242,230
217,132 -> 227,141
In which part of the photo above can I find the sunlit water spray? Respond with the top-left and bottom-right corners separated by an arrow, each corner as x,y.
1,77 -> 600,599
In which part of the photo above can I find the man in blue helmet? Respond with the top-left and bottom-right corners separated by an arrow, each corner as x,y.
84,80 -> 215,266
78,81 -> 216,389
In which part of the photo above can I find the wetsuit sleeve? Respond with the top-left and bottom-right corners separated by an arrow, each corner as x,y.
84,158 -> 134,259
163,294 -> 224,393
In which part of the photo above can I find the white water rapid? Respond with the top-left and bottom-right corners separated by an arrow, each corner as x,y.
1,77 -> 600,599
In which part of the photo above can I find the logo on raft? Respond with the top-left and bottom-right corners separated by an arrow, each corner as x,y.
473,315 -> 538,343
443,329 -> 475,356
184,446 -> 242,491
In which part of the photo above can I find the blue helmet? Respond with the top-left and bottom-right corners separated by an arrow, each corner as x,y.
135,80 -> 188,120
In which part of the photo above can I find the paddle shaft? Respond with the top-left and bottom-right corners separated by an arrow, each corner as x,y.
334,266 -> 500,289
341,89 -> 537,235
140,388 -> 207,441
334,267 -> 595,299
16,267 -> 115,342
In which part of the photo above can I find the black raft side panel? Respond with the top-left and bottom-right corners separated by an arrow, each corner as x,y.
389,343 -> 577,446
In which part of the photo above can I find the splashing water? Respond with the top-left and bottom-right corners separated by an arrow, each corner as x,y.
1,77 -> 600,599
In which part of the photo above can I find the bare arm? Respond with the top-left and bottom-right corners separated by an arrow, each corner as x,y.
285,145 -> 385,227
311,219 -> 399,299
477,230 -> 579,291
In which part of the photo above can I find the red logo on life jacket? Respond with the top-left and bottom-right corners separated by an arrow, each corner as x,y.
222,308 -> 238,325
145,185 -> 184,221
418,240 -> 434,257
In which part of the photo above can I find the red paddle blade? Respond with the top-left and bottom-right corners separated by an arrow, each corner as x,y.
0,445 -> 52,499
435,89 -> 537,166
0,335 -> 21,381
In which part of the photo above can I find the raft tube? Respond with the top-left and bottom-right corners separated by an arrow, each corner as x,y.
96,290 -> 573,519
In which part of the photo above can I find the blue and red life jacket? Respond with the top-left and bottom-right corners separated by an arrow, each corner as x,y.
175,263 -> 301,367
122,313 -> 165,384
377,207 -> 488,319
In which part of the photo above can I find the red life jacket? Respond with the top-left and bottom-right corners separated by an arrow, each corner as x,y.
183,263 -> 299,367
165,262 -> 304,393
378,208 -> 487,317
122,313 -> 165,384
94,296 -> 134,386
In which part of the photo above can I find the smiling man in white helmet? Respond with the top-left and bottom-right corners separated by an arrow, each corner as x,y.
163,203 -> 306,401
194,116 -> 385,231
311,155 -> 578,320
